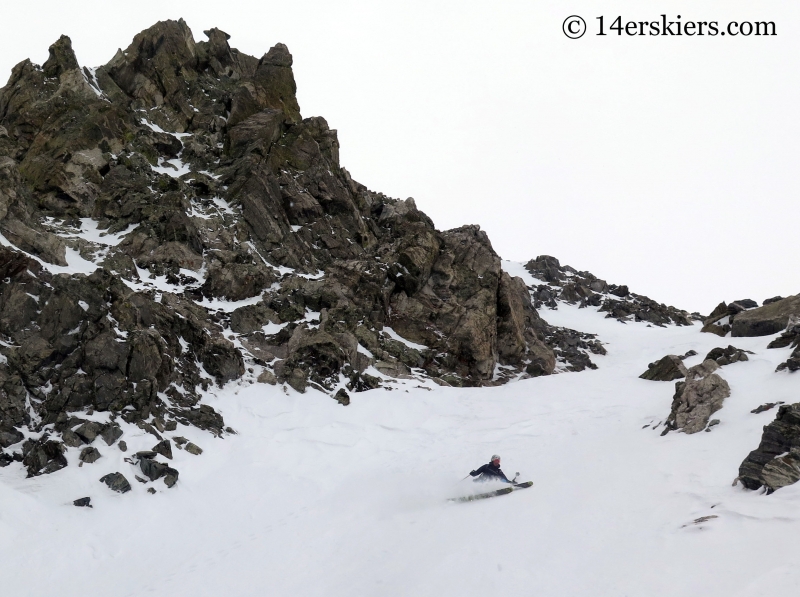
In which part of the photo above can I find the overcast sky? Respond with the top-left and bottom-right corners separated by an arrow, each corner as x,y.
2,1 -> 797,313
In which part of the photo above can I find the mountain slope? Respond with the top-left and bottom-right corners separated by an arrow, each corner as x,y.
1,283 -> 799,596
2,19 -> 800,596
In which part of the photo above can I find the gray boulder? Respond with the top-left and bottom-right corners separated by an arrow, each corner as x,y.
139,457 -> 168,481
663,360 -> 730,435
100,423 -> 123,446
163,468 -> 179,488
73,422 -> 104,444
61,429 -> 83,448
639,355 -> 688,381
99,472 -> 131,493
138,452 -> 179,487
333,388 -> 350,406
152,439 -> 173,460
79,447 -> 101,464
184,442 -> 202,455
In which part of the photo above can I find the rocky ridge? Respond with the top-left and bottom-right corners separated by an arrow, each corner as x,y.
525,255 -> 695,327
519,254 -> 697,372
0,20 -> 559,482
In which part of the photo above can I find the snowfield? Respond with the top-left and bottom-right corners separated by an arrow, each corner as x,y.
2,277 -> 799,596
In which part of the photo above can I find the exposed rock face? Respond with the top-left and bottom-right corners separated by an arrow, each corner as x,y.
663,360 -> 731,435
767,316 -> 800,373
639,355 -> 688,382
525,255 -> 693,327
700,300 -> 762,337
739,403 -> 800,493
731,295 -> 800,337
22,437 -> 67,476
542,327 -> 606,373
0,20 -> 557,480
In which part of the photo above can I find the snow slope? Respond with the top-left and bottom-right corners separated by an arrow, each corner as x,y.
2,270 -> 799,596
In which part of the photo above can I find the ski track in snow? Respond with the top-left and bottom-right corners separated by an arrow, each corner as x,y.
2,266 -> 800,596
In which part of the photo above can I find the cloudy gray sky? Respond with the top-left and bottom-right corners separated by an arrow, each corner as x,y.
2,0 -> 797,313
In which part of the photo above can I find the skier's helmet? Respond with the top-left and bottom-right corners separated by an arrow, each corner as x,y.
491,454 -> 501,462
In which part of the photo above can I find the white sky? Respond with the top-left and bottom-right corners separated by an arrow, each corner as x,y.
2,1 -> 797,314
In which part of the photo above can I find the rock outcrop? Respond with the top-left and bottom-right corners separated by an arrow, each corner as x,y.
700,300 -> 764,337
767,316 -> 800,373
731,295 -> 800,337
739,403 -> 800,493
662,360 -> 730,435
0,20 -> 557,479
525,255 -> 693,327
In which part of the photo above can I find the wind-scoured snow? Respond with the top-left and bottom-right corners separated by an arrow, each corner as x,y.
2,277 -> 800,595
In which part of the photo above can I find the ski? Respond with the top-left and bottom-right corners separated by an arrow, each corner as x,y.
449,487 -> 514,503
449,481 -> 532,503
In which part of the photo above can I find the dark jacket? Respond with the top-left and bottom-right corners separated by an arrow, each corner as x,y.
469,462 -> 511,483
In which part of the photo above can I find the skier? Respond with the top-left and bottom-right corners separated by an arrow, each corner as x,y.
469,455 -> 513,483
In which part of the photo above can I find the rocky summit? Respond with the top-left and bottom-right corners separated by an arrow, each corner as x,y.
0,20 -> 559,478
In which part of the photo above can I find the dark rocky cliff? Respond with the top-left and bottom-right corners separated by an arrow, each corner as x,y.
0,20 -> 556,477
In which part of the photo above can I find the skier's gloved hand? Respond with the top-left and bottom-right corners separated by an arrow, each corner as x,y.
469,470 -> 477,476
